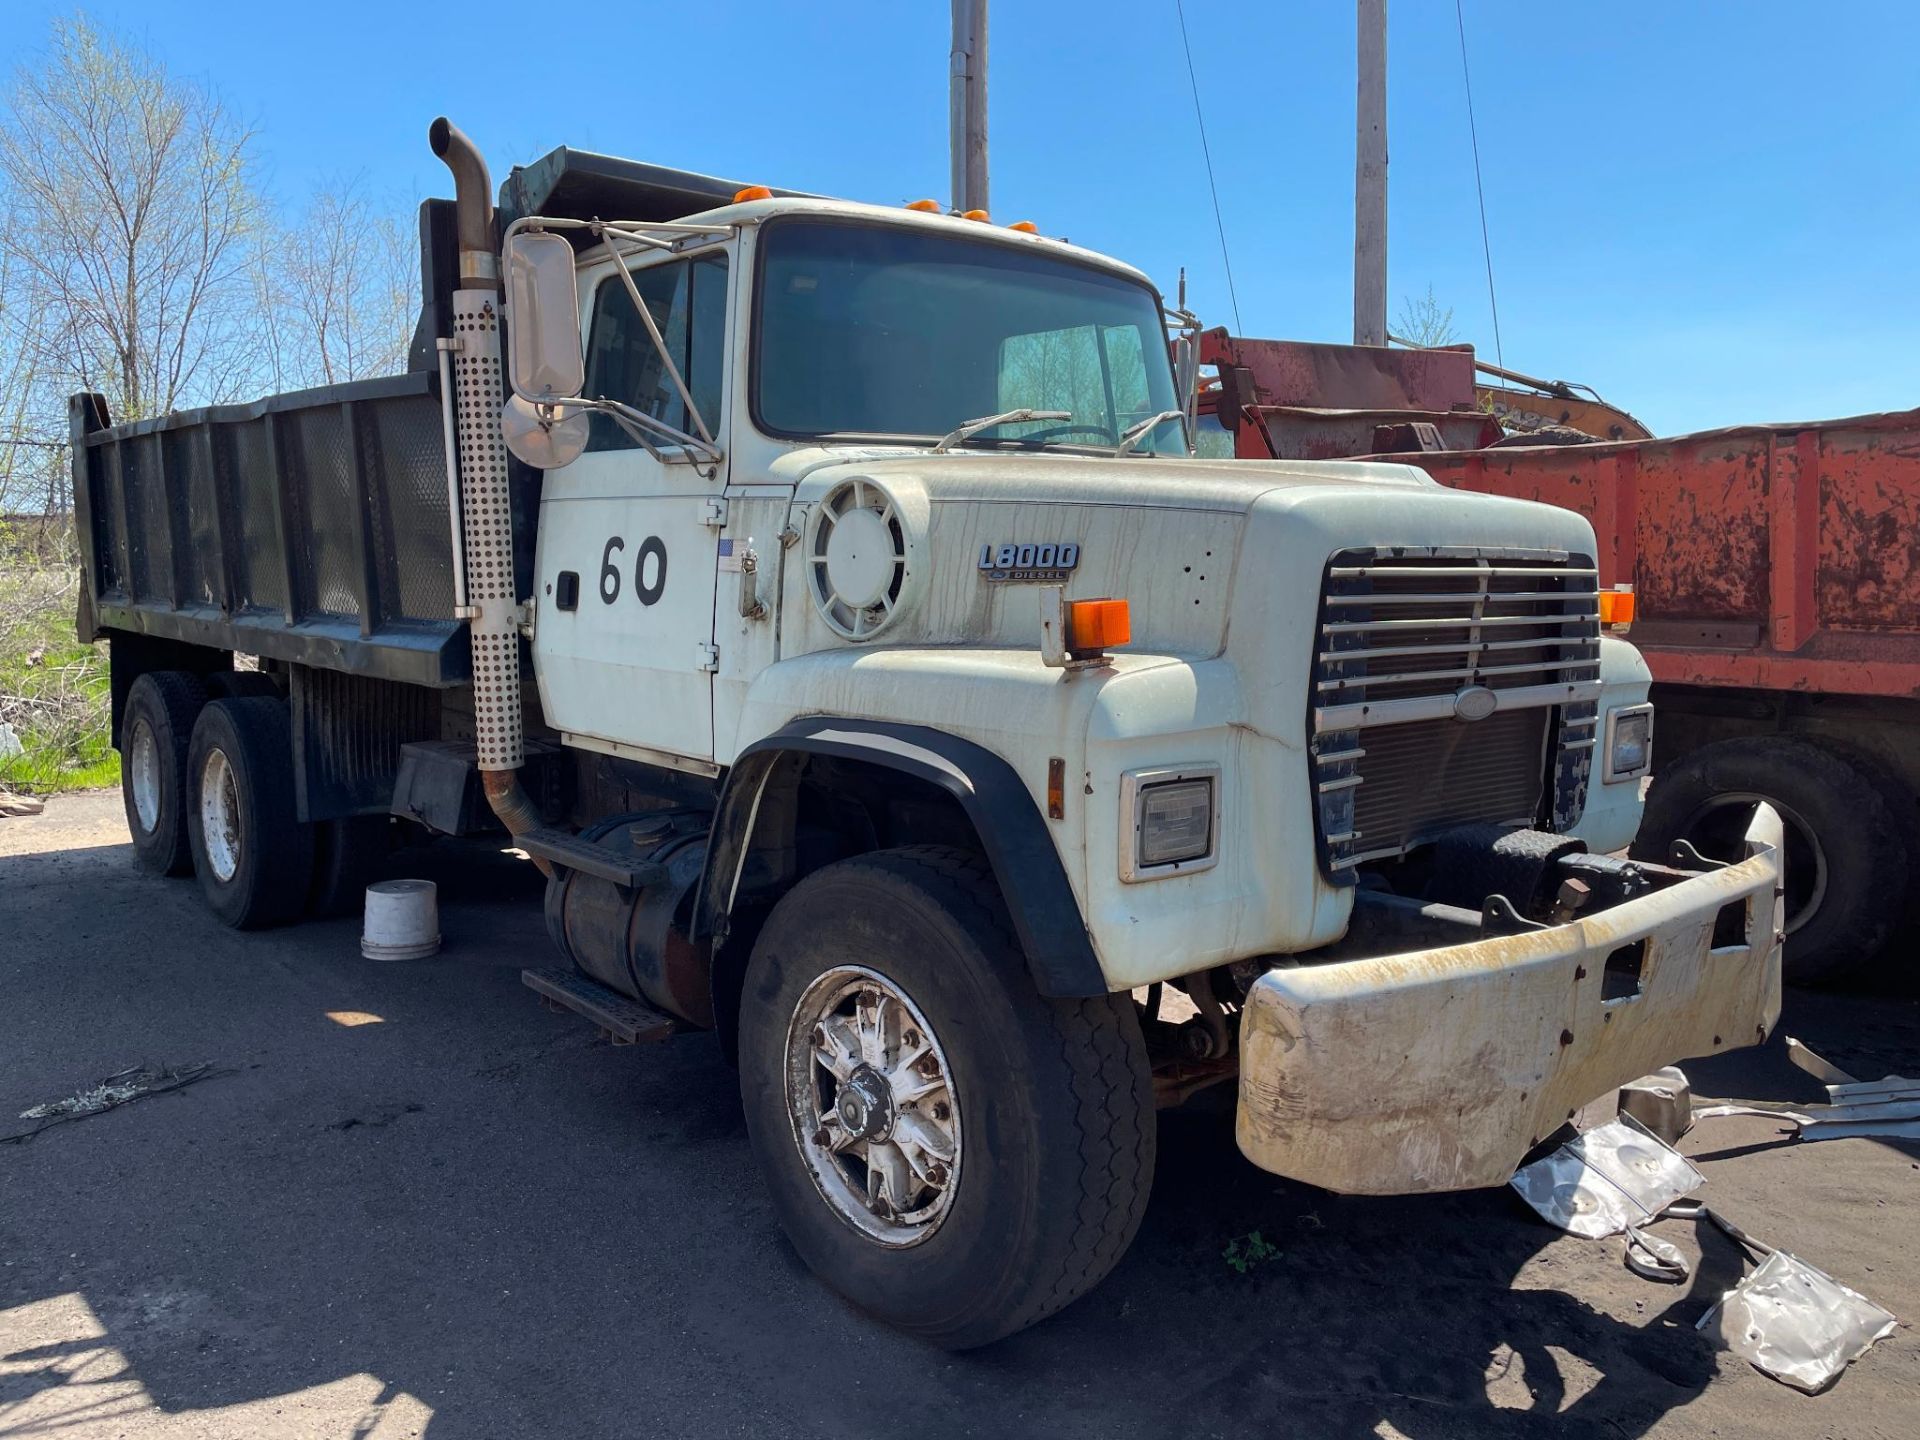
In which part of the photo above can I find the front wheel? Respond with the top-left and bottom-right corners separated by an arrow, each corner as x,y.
738,846 -> 1155,1348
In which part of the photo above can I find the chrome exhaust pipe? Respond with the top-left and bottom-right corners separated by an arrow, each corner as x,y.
429,116 -> 548,873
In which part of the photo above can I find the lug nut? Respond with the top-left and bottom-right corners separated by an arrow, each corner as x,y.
904,1028 -> 921,1047
811,1126 -> 829,1146
931,1102 -> 950,1121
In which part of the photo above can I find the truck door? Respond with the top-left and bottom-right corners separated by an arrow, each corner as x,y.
531,248 -> 730,764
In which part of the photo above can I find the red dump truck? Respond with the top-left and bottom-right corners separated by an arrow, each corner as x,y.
1200,331 -> 1919,984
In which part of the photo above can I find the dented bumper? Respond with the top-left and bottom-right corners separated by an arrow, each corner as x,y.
1235,807 -> 1786,1194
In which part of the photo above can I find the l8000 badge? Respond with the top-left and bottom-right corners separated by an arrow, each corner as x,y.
978,541 -> 1081,583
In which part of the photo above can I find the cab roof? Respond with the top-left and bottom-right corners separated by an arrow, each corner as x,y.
498,146 -> 1156,293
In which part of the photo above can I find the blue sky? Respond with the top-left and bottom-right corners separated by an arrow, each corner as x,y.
5,1 -> 1915,434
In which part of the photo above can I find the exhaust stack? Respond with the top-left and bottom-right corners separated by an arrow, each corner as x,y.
429,117 -> 548,866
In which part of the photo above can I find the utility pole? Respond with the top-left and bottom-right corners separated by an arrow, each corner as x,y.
950,0 -> 989,214
1353,0 -> 1388,345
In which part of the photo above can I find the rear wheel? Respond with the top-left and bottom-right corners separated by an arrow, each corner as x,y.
1636,735 -> 1908,984
204,669 -> 281,701
186,697 -> 314,929
120,671 -> 207,877
738,846 -> 1155,1348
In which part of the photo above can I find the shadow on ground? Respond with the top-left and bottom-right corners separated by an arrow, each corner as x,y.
3,818 -> 1916,1438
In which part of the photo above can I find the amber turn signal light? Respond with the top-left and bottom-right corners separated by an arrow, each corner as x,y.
1598,588 -> 1637,626
1007,220 -> 1039,233
1066,598 -> 1131,654
962,208 -> 990,222
733,185 -> 772,203
905,198 -> 941,212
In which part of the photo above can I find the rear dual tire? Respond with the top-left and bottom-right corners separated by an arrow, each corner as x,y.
186,697 -> 314,929
121,671 -> 209,877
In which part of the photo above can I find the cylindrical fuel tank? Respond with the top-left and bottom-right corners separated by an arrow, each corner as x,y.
542,811 -> 714,1027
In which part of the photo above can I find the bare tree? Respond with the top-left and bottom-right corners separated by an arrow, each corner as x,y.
1395,285 -> 1459,348
0,15 -> 261,425
254,182 -> 416,391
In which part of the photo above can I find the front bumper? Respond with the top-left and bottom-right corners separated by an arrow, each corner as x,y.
1235,806 -> 1785,1194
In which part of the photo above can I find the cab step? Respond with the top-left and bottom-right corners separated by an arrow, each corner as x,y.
522,967 -> 678,1044
518,826 -> 667,889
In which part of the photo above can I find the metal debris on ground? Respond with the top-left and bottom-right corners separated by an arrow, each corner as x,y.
3,1062 -> 231,1146
1509,1113 -> 1703,1239
1695,1220 -> 1898,1394
1693,1038 -> 1919,1142
1618,1065 -> 1692,1145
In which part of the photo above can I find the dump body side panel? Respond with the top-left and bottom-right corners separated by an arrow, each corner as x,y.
71,374 -> 473,688
1404,410 -> 1920,702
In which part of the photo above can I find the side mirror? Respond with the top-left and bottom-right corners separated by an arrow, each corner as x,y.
1173,333 -> 1199,408
1173,333 -> 1199,452
504,230 -> 585,400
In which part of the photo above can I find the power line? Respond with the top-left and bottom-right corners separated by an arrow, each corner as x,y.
1173,0 -> 1242,332
1454,0 -> 1503,366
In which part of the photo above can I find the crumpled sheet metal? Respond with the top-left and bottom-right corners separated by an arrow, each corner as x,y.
1698,1040 -> 1920,1142
1698,1249 -> 1897,1393
1509,1115 -> 1704,1239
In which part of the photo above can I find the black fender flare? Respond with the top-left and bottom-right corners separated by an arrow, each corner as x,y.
695,717 -> 1107,1000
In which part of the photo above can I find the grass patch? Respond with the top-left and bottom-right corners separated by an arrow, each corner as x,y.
0,562 -> 118,796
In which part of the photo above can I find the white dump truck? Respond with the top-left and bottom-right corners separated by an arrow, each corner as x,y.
73,119 -> 1784,1347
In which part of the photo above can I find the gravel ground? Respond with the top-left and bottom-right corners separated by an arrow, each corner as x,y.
2,792 -> 1916,1439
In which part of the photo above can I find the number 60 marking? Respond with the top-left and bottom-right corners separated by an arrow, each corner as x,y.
599,535 -> 669,607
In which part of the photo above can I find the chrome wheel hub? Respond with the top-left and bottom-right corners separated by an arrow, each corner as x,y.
785,965 -> 960,1246
199,748 -> 241,883
128,719 -> 160,833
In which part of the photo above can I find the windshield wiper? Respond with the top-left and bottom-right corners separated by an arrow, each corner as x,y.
929,408 -> 1070,453
1111,410 -> 1188,456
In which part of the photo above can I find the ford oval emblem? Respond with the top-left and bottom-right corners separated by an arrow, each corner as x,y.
1453,685 -> 1498,722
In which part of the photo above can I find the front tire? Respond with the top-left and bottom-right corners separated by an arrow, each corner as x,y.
186,697 -> 315,929
738,846 -> 1154,1348
120,671 -> 207,877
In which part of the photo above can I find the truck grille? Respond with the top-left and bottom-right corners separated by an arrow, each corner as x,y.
1311,547 -> 1601,877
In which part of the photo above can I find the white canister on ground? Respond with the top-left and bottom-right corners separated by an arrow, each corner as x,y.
362,879 -> 441,960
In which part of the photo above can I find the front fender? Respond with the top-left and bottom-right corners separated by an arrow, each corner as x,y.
699,706 -> 1108,998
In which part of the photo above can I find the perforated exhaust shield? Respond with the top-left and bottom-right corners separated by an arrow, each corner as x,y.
451,288 -> 522,771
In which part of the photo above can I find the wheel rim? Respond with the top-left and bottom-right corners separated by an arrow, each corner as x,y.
128,719 -> 161,833
198,747 -> 242,883
1679,792 -> 1827,935
784,965 -> 961,1247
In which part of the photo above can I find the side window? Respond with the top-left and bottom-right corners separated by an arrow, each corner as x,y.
581,253 -> 728,453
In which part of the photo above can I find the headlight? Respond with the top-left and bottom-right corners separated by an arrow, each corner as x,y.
1603,704 -> 1654,782
1120,766 -> 1219,880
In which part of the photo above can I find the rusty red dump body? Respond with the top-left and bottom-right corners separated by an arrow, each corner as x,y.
1405,411 -> 1920,703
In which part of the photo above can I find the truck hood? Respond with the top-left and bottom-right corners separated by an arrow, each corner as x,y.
774,447 -> 1602,727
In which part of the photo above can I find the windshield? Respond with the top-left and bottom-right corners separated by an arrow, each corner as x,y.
755,219 -> 1187,455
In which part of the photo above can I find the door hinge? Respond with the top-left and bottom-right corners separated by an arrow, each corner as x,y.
696,642 -> 721,672
699,498 -> 728,528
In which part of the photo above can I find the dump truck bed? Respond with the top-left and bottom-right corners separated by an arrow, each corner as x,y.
71,373 -> 469,687
1398,409 -> 1920,702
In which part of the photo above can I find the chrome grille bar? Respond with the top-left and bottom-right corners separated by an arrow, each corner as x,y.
1310,546 -> 1601,879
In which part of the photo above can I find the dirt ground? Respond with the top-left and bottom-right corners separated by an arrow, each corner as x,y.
2,792 -> 1916,1439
